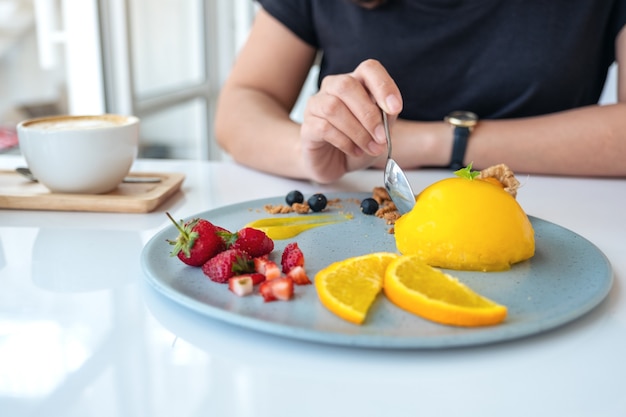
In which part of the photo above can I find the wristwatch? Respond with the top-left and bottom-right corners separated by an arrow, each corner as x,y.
444,110 -> 478,170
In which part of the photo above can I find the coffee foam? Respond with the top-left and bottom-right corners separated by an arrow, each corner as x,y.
23,115 -> 132,131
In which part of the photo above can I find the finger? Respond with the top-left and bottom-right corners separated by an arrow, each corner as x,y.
317,73 -> 389,147
351,59 -> 403,115
300,99 -> 363,156
301,109 -> 364,157
303,90 -> 385,156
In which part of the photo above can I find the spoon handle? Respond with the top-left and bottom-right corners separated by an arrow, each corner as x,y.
381,110 -> 392,158
15,167 -> 161,184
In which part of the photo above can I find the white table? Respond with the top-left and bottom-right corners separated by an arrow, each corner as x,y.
1,154 -> 625,417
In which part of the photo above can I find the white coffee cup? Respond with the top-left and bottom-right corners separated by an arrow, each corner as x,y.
17,114 -> 140,194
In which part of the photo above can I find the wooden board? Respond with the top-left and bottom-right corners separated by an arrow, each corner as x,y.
0,170 -> 185,213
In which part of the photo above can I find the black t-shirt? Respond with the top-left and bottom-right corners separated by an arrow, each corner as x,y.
257,0 -> 626,121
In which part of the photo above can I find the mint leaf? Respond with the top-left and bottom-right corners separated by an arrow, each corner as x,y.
454,162 -> 480,180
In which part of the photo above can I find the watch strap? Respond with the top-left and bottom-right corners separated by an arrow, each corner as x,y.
449,126 -> 470,170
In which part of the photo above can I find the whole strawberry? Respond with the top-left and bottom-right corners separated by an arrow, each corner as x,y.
221,227 -> 274,258
281,242 -> 305,273
166,212 -> 226,266
202,248 -> 255,283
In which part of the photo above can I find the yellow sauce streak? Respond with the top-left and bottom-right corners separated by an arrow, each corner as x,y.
246,213 -> 353,240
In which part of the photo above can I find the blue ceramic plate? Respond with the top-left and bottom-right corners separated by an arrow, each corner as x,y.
141,193 -> 613,349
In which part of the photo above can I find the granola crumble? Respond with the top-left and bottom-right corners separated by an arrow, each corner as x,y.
478,163 -> 520,198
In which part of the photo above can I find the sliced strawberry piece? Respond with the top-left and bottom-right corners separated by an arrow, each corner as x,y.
259,277 -> 294,302
254,257 -> 282,280
286,265 -> 311,285
281,242 -> 305,273
228,276 -> 253,297
201,249 -> 254,283
238,272 -> 266,285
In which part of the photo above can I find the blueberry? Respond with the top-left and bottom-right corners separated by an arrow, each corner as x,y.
285,190 -> 304,206
360,198 -> 379,215
307,193 -> 327,212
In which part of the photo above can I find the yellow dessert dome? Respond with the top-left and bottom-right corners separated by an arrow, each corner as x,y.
394,165 -> 535,272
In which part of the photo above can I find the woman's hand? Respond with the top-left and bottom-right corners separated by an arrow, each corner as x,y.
300,59 -> 403,183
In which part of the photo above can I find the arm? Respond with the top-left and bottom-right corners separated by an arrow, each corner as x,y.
215,9 -> 402,183
214,9 -> 317,179
384,27 -> 626,177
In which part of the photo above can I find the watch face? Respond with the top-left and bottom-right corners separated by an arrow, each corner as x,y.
446,111 -> 478,128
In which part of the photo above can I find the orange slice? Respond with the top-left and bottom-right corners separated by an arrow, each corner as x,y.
314,252 -> 399,325
384,255 -> 507,327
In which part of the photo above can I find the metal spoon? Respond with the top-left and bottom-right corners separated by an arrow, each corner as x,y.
382,110 -> 416,214
16,167 -> 162,184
